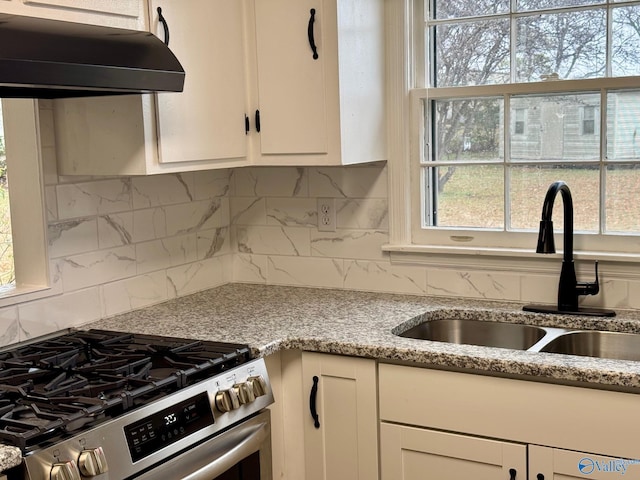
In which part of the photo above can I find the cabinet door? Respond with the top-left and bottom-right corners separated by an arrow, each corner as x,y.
529,445 -> 640,480
150,0 -> 247,164
253,0 -> 329,155
381,423 -> 527,480
302,352 -> 378,480
2,0 -> 144,28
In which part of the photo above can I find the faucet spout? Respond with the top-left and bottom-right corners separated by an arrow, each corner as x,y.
537,181 -> 578,310
523,181 -> 615,317
537,181 -> 573,260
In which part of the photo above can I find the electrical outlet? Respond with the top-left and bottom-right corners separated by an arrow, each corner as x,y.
317,198 -> 336,232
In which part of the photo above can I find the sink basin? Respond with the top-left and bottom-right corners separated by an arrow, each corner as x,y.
398,319 -> 547,350
539,330 -> 640,361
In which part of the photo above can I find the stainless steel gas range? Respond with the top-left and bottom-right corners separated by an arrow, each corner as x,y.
0,329 -> 274,479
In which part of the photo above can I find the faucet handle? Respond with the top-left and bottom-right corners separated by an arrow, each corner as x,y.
576,260 -> 600,296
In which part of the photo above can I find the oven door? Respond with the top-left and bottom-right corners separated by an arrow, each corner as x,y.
135,410 -> 272,480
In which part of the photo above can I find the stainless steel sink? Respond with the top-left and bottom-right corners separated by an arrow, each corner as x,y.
398,319 -> 548,350
397,315 -> 640,362
539,330 -> 640,362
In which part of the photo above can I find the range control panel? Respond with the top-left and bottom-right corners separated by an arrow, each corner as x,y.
124,392 -> 214,462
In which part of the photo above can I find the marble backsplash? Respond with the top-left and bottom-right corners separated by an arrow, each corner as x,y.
229,164 -> 640,312
2,100 -> 639,348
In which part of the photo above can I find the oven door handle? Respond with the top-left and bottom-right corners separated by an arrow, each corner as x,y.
136,412 -> 271,480
182,420 -> 268,480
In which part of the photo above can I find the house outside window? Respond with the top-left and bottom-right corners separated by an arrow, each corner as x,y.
406,0 -> 640,254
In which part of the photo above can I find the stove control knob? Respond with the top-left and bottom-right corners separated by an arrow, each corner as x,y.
247,375 -> 268,397
78,447 -> 109,476
50,460 -> 81,480
215,388 -> 240,412
233,382 -> 256,404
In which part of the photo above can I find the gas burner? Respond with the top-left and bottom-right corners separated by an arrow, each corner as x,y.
0,330 -> 251,451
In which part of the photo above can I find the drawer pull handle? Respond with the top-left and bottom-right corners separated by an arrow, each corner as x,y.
157,7 -> 170,46
310,375 -> 320,428
509,468 -> 517,480
537,475 -> 545,480
308,9 -> 319,59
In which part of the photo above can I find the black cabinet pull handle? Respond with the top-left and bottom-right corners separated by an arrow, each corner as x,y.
157,7 -> 170,46
255,110 -> 261,133
310,375 -> 320,428
509,468 -> 517,480
307,8 -> 319,59
245,115 -> 250,135
537,475 -> 544,480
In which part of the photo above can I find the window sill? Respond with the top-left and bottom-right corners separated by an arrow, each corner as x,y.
383,243 -> 640,277
0,283 -> 61,309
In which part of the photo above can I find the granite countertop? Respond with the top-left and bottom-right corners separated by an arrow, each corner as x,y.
3,283 -> 640,473
91,283 -> 640,390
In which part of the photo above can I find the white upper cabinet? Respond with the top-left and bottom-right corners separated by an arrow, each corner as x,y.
246,0 -> 386,166
0,0 -> 144,28
150,0 -> 247,165
251,0 -> 328,156
55,0 -> 250,175
54,0 -> 386,175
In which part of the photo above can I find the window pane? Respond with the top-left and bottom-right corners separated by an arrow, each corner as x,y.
433,0 -> 509,19
517,0 -> 604,11
605,164 -> 640,232
426,165 -> 504,228
516,10 -> 606,82
432,98 -> 503,162
612,6 -> 640,77
606,90 -> 640,161
0,104 -> 14,287
510,93 -> 600,162
435,20 -> 510,86
510,165 -> 599,232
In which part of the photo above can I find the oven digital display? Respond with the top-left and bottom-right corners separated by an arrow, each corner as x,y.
124,392 -> 214,462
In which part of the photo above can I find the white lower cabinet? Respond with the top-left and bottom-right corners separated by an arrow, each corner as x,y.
301,352 -> 378,480
380,423 -> 526,480
380,425 -> 638,480
529,445 -> 640,480
379,363 -> 640,480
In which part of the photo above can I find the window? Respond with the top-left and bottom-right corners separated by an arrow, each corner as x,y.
0,99 -> 51,305
0,104 -> 13,287
410,0 -> 640,254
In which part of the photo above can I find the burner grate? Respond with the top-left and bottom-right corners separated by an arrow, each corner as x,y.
0,330 -> 251,451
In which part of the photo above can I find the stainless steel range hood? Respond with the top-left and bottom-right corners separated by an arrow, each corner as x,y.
0,13 -> 185,99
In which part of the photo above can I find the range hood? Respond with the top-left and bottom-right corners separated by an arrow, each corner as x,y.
0,13 -> 185,99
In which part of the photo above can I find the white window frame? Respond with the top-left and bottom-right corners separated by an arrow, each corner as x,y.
383,0 -> 640,267
0,99 -> 54,306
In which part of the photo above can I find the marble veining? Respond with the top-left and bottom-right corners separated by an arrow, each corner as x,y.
87,283 -> 640,390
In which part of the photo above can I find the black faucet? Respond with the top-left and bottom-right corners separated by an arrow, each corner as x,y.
523,181 -> 615,317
